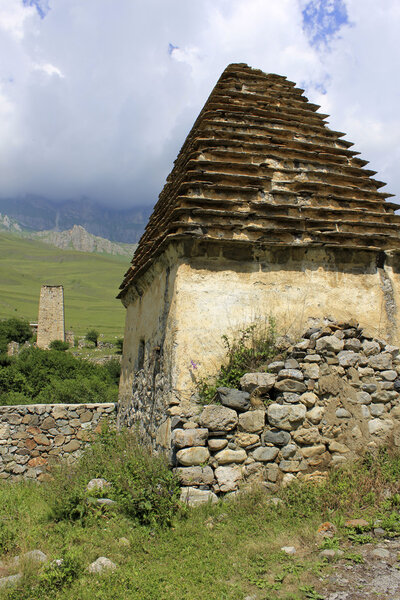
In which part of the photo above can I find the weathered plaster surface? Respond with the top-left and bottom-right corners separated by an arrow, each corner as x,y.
119,243 -> 400,447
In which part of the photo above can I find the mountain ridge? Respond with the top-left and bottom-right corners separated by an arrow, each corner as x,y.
0,196 -> 150,243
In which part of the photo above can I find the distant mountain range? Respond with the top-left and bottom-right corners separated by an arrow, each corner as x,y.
0,196 -> 151,243
0,213 -> 137,258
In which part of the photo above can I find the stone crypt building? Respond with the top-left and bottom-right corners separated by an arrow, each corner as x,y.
117,63 -> 400,445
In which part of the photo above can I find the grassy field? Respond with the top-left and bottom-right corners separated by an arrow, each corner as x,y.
0,432 -> 399,600
0,232 -> 132,337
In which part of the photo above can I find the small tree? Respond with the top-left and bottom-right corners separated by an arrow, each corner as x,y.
85,329 -> 99,347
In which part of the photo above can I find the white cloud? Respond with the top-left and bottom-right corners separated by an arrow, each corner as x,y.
0,0 -> 399,207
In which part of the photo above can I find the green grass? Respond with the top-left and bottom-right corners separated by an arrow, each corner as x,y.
0,233 -> 131,337
0,444 -> 399,600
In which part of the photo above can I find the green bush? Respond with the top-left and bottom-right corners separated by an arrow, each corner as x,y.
0,318 -> 32,344
85,329 -> 99,347
0,347 -> 118,405
195,317 -> 278,402
40,550 -> 82,591
49,340 -> 70,352
48,428 -> 180,527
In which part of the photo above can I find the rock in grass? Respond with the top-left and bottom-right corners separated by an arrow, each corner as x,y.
179,487 -> 218,507
87,557 -> 117,574
87,478 -> 110,492
0,574 -> 21,589
281,546 -> 296,555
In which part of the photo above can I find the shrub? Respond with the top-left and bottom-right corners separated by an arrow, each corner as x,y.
85,329 -> 99,347
195,317 -> 278,402
48,427 -> 180,527
0,347 -> 119,405
49,340 -> 70,351
0,318 -> 32,344
116,338 -> 124,354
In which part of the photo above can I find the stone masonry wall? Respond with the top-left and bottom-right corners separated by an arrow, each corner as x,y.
171,320 -> 400,506
0,403 -> 116,481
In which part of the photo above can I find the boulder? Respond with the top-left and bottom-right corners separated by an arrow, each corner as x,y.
216,387 -> 250,412
87,557 -> 117,573
215,466 -> 242,492
251,446 -> 279,462
299,392 -> 318,408
214,449 -> 247,464
368,353 -> 392,371
368,418 -> 393,436
293,427 -> 321,445
235,432 -> 260,447
175,466 -> 214,486
307,406 -> 324,424
277,369 -> 304,381
172,428 -> 208,448
238,409 -> 265,433
315,336 -> 344,353
208,438 -> 228,451
362,340 -> 380,356
180,487 -> 218,506
267,404 -> 306,431
200,405 -> 238,431
274,379 -> 307,393
239,373 -> 276,394
176,446 -> 210,466
337,351 -> 361,368
263,429 -> 291,447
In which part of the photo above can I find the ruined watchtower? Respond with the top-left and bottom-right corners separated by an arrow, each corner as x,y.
37,285 -> 65,349
117,63 -> 400,442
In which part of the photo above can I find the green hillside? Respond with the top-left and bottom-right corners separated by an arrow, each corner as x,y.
0,232 -> 131,337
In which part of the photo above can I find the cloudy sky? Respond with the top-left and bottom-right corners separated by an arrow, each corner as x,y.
0,0 -> 399,208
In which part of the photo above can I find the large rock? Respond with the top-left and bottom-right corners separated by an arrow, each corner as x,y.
215,466 -> 242,492
251,446 -> 279,462
239,373 -> 276,394
176,446 -> 210,466
172,428 -> 208,448
368,418 -> 393,436
337,351 -> 361,368
238,409 -> 265,433
175,466 -> 214,486
316,336 -> 344,353
293,427 -> 321,445
267,404 -> 306,431
216,387 -> 250,411
277,369 -> 304,381
200,405 -> 238,431
262,429 -> 291,447
214,448 -> 247,464
368,353 -> 392,371
87,557 -> 117,573
274,379 -> 307,393
235,432 -> 260,447
180,487 -> 218,506
362,340 -> 380,356
306,406 -> 324,424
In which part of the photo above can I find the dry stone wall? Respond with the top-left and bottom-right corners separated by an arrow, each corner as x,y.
0,403 -> 116,481
172,320 -> 400,506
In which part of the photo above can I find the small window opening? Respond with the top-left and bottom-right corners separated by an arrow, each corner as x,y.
138,339 -> 145,370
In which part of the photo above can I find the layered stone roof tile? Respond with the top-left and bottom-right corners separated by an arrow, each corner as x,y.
119,63 -> 400,296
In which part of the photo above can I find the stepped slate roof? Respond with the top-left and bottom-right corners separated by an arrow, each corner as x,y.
119,63 -> 400,297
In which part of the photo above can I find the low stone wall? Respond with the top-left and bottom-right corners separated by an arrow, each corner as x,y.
0,403 -> 117,481
171,320 -> 400,505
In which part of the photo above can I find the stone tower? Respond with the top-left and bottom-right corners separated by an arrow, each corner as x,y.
37,285 -> 65,349
117,63 -> 400,442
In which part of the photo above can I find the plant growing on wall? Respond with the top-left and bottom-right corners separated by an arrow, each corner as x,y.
193,316 -> 278,403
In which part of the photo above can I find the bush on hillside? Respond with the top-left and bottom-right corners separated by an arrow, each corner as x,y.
49,427 -> 180,527
0,347 -> 119,405
85,329 -> 99,347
